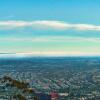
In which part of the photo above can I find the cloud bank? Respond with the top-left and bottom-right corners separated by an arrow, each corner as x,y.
0,20 -> 100,31
0,36 -> 100,43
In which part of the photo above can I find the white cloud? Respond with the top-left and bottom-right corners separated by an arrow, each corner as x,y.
0,20 -> 100,31
15,51 -> 100,56
0,51 -> 100,57
0,36 -> 100,43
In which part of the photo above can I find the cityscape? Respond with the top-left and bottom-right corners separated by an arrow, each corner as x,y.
0,0 -> 100,100
0,57 -> 100,100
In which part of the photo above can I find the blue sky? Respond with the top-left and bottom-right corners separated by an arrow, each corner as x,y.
0,0 -> 100,56
0,0 -> 100,24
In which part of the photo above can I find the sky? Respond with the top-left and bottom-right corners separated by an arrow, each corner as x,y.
0,0 -> 100,56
